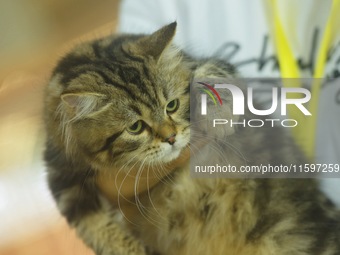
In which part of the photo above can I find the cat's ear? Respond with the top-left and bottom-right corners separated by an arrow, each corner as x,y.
61,92 -> 106,118
127,22 -> 177,60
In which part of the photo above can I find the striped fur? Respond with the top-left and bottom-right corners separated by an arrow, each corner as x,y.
44,22 -> 340,255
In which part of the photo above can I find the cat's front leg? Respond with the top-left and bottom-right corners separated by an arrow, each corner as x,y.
72,206 -> 146,255
46,156 -> 146,254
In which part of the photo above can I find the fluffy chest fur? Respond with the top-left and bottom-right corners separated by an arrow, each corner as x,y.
124,163 -> 333,255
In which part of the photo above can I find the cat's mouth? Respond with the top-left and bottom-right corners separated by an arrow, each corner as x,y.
159,138 -> 189,163
144,133 -> 190,164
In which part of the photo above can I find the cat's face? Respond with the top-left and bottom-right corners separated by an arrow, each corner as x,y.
47,23 -> 192,169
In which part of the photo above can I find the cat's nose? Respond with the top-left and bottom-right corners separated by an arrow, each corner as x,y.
165,134 -> 176,145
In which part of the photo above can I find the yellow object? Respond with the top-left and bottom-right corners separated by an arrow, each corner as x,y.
269,0 -> 340,160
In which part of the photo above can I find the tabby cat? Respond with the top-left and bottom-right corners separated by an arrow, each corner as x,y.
44,22 -> 340,255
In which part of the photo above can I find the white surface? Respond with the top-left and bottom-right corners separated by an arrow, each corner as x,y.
0,159 -> 61,246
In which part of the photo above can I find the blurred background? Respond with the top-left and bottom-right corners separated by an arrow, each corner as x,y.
0,0 -> 120,254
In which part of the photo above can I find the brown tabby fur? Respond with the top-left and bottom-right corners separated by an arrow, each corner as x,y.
44,22 -> 340,255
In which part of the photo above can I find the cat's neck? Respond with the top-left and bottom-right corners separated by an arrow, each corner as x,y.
96,145 -> 191,205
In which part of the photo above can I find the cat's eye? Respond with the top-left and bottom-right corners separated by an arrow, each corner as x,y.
127,120 -> 144,135
166,99 -> 179,114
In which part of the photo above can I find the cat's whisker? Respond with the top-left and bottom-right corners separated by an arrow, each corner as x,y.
116,159 -> 142,227
190,134 -> 230,165
187,134 -> 238,174
149,159 -> 173,186
192,132 -> 237,160
211,135 -> 246,161
145,162 -> 168,221
153,161 -> 168,182
134,159 -> 147,206
134,158 -> 166,229
111,156 -> 146,227
155,160 -> 176,186
116,156 -> 140,203
134,160 -> 154,217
